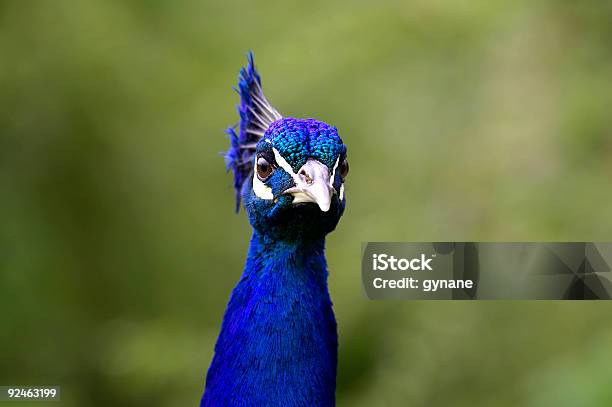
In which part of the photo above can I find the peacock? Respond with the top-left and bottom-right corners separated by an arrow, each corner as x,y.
201,53 -> 348,407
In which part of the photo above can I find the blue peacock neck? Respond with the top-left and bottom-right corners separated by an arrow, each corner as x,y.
201,229 -> 338,407
246,231 -> 327,279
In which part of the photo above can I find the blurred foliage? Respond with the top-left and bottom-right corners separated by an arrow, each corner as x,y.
1,0 -> 612,406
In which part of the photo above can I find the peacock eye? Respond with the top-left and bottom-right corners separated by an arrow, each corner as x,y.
256,156 -> 274,180
339,158 -> 349,179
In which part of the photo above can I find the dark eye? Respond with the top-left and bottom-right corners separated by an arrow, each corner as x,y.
256,156 -> 274,180
339,158 -> 349,179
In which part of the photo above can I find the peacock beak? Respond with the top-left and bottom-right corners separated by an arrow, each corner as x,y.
283,159 -> 333,212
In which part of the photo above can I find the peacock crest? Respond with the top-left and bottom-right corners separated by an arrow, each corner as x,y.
225,52 -> 282,211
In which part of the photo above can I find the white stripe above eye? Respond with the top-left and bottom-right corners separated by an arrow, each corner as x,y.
272,147 -> 300,180
329,157 -> 339,187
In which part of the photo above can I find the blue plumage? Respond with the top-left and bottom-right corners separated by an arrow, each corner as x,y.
225,52 -> 282,212
203,54 -> 348,407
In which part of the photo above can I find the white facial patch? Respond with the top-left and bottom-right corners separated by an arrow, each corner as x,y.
251,148 -> 299,201
252,167 -> 273,200
339,183 -> 345,201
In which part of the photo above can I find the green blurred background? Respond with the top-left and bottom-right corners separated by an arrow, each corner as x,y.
2,0 -> 612,406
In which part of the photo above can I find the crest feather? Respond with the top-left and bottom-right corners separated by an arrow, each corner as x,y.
225,52 -> 282,212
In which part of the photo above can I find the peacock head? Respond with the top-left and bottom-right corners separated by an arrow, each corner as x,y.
244,117 -> 348,240
225,54 -> 348,241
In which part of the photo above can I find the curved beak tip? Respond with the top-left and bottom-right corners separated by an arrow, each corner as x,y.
317,198 -> 331,212
307,181 -> 332,212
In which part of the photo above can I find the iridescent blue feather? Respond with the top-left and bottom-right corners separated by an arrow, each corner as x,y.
225,52 -> 282,211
